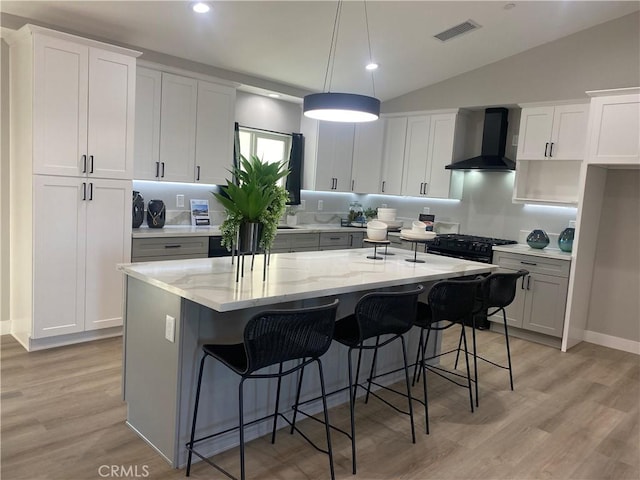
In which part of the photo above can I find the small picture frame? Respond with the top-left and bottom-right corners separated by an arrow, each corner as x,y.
190,199 -> 211,226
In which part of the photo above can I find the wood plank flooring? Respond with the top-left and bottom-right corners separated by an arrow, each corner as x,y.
1,329 -> 638,479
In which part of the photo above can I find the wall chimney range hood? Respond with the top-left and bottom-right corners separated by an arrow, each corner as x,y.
446,107 -> 515,171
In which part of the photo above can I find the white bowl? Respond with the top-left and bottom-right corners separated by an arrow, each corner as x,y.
377,208 -> 397,221
412,220 -> 427,233
377,219 -> 403,230
367,220 -> 387,241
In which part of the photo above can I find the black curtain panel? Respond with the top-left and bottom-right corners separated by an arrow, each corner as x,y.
286,133 -> 303,205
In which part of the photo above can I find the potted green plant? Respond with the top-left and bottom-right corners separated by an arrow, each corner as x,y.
213,155 -> 290,253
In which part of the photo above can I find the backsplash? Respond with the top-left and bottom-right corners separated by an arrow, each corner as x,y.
133,172 -> 576,240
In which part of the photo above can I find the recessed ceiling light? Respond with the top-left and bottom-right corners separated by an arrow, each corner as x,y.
268,93 -> 280,98
504,3 -> 516,10
192,2 -> 210,14
365,62 -> 379,71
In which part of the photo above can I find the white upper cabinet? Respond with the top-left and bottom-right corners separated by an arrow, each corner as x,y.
585,88 -> 640,166
401,115 -> 431,196
134,69 -> 236,183
514,102 -> 589,206
159,73 -> 198,182
31,30 -> 137,179
351,120 -> 385,193
517,103 -> 589,160
301,116 -> 355,192
134,67 -> 162,180
380,116 -> 408,195
398,111 -> 465,199
194,80 -> 236,184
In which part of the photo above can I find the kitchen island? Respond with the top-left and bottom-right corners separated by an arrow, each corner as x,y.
118,248 -> 496,468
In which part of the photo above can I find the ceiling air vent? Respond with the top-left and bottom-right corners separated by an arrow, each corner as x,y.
434,20 -> 480,42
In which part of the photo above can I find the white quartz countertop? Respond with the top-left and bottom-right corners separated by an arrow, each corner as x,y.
118,248 -> 497,312
493,243 -> 572,261
131,224 -> 366,238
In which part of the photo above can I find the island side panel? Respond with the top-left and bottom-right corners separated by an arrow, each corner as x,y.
124,277 -> 182,464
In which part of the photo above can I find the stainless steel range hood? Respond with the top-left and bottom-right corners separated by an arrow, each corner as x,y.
445,107 -> 515,171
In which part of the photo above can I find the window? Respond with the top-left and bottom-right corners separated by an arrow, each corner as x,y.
239,127 -> 292,187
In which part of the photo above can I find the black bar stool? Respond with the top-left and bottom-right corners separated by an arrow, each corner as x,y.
455,269 -> 529,406
185,299 -> 339,480
412,278 -> 483,433
292,285 -> 423,475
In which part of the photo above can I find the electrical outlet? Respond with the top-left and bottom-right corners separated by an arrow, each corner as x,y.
165,315 -> 175,343
176,195 -> 185,208
317,200 -> 323,211
381,203 -> 387,208
422,207 -> 430,214
512,134 -> 519,147
300,199 -> 306,210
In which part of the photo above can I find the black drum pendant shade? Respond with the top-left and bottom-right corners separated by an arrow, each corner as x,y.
303,92 -> 380,122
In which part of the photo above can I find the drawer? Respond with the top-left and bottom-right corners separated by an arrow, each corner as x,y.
291,233 -> 320,249
132,236 -> 208,259
493,251 -> 570,278
319,232 -> 350,247
349,232 -> 365,248
131,253 -> 207,262
271,235 -> 291,250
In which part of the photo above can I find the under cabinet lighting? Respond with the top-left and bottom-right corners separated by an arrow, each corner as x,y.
192,2 -> 210,14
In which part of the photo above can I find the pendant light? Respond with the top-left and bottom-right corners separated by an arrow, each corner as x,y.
303,1 -> 380,123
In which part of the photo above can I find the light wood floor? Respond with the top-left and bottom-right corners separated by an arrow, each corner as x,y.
2,329 -> 638,480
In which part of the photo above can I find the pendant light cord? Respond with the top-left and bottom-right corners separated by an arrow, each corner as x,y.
323,1 -> 343,93
364,0 -> 376,97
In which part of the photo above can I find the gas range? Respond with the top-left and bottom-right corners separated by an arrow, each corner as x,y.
428,234 -> 517,263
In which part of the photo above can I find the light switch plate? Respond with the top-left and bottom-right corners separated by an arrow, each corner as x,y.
317,200 -> 323,211
165,315 -> 175,343
176,195 -> 185,208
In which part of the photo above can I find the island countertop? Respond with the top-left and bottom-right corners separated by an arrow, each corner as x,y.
118,247 -> 497,312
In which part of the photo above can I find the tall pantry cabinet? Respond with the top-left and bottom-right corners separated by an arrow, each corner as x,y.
8,25 -> 140,350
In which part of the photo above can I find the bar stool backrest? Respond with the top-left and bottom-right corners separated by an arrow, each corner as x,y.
244,300 -> 339,373
428,279 -> 483,324
481,269 -> 529,309
354,285 -> 424,342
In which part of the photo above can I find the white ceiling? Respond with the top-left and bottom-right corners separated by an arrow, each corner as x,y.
1,1 -> 638,103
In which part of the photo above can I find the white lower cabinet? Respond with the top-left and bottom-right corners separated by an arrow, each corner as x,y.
491,251 -> 570,338
32,175 -> 132,338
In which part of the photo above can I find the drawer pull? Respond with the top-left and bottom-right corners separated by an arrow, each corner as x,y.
164,244 -> 182,249
527,276 -> 531,290
521,261 -> 537,266
329,237 -> 340,241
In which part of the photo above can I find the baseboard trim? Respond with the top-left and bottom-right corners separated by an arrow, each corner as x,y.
0,320 -> 10,336
583,330 -> 640,355
11,327 -> 123,352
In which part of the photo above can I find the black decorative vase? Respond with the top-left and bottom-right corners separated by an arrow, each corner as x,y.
526,229 -> 550,249
558,227 -> 575,252
132,191 -> 144,228
146,199 -> 166,228
237,222 -> 262,253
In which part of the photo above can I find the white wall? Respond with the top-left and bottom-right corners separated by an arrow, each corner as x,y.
586,170 -> 639,342
383,12 -> 640,112
1,39 -> 10,335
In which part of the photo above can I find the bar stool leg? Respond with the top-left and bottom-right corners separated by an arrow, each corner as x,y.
460,325 -> 474,413
347,348 -> 357,475
364,336 -> 380,404
290,360 -> 306,435
271,363 -> 284,444
316,359 -> 336,480
503,309 -> 515,390
453,329 -> 463,369
412,328 -> 425,386
239,379 -> 246,480
420,339 -> 430,435
399,336 -> 416,444
186,354 -> 207,477
471,318 -> 479,407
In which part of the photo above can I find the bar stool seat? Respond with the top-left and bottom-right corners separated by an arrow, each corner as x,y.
186,299 -> 340,480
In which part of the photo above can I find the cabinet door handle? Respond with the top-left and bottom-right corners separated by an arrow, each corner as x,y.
89,155 -> 94,174
329,237 -> 340,240
196,165 -> 201,181
424,182 -> 428,195
164,244 -> 182,249
549,142 -> 554,157
544,142 -> 549,157
351,179 -> 355,191
521,261 -> 537,266
381,181 -> 386,193
527,276 -> 531,290
82,155 -> 87,173
82,182 -> 87,200
155,162 -> 160,178
161,162 -> 165,178
88,182 -> 93,201
521,276 -> 526,290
